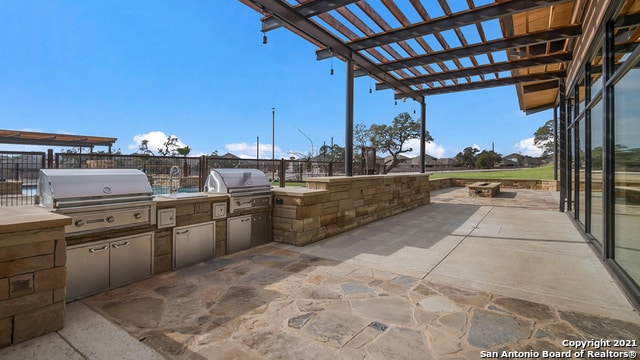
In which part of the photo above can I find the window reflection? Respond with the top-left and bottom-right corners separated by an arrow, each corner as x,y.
590,100 -> 603,244
578,121 -> 586,226
614,67 -> 640,286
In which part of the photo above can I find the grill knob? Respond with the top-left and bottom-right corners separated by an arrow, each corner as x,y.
106,216 -> 115,223
74,219 -> 85,227
134,213 -> 142,219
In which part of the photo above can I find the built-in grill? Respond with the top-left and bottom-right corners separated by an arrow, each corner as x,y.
204,169 -> 272,253
37,169 -> 157,236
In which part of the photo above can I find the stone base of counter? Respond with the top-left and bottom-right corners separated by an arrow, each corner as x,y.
0,208 -> 70,348
272,173 -> 430,246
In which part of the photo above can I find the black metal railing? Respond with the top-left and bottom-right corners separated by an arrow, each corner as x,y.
0,151 -> 46,207
2,149 -> 462,207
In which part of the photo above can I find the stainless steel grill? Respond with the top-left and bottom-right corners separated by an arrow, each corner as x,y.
204,169 -> 272,253
37,169 -> 156,235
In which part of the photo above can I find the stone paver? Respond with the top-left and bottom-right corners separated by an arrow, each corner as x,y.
81,240 -> 640,359
4,188 -> 639,359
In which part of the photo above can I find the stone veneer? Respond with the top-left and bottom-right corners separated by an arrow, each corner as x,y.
272,173 -> 430,246
430,177 -> 559,191
0,207 -> 71,348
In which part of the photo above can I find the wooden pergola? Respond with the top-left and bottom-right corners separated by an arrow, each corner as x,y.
0,130 -> 117,152
241,0 -> 586,111
239,0 -> 640,173
238,0 -> 590,174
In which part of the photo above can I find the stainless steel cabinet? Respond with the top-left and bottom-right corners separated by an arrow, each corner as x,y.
227,211 -> 271,253
66,232 -> 154,300
227,215 -> 251,253
66,242 -> 110,300
173,221 -> 215,269
110,234 -> 153,288
251,211 -> 272,247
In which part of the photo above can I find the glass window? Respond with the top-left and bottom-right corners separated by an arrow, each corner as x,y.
577,76 -> 586,115
590,100 -> 603,244
614,66 -> 640,286
578,121 -> 586,225
589,44 -> 603,99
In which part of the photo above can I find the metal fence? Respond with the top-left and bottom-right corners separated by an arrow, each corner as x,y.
0,151 -> 353,207
0,151 -> 46,207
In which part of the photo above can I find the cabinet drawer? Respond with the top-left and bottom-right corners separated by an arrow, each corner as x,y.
173,221 -> 215,269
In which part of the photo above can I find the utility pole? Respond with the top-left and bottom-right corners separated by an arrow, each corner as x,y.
271,107 -> 275,181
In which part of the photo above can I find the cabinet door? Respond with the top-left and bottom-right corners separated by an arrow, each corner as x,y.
173,222 -> 215,269
251,211 -> 272,247
110,233 -> 154,288
227,215 -> 252,253
66,242 -> 110,300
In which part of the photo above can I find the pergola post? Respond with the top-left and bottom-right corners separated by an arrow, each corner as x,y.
559,79 -> 567,212
345,56 -> 354,176
420,99 -> 426,173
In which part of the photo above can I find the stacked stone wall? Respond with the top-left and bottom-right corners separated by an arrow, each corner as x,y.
0,221 -> 68,348
272,174 -> 430,246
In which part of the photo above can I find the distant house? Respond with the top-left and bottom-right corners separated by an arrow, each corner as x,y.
384,154 -> 439,172
437,158 -> 456,167
500,153 -> 544,168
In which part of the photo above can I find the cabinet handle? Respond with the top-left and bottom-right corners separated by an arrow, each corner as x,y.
112,241 -> 130,249
134,212 -> 143,219
177,229 -> 190,235
89,245 -> 109,253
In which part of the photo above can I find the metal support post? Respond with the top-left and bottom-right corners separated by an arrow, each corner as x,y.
345,56 -> 354,176
420,98 -> 426,173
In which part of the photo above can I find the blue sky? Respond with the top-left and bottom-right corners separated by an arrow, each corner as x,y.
0,1 -> 552,159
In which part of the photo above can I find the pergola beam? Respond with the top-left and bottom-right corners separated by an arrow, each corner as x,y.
341,0 -> 571,51
378,25 -> 582,72
262,0 -> 359,32
392,70 -> 566,97
376,52 -> 572,89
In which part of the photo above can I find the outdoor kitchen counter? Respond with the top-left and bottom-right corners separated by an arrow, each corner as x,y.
153,193 -> 228,207
0,206 -> 70,348
0,206 -> 71,237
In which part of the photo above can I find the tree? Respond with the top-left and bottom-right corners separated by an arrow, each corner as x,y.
475,150 -> 502,169
176,146 -> 191,175
319,144 -> 345,162
454,147 -> 480,168
158,136 -> 179,156
138,140 -> 154,156
367,112 -> 433,174
534,119 -> 555,158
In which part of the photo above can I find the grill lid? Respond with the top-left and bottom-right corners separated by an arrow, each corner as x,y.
204,169 -> 271,194
38,169 -> 153,209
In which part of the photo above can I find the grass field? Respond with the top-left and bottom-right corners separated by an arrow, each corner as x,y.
272,165 -> 556,187
428,164 -> 556,180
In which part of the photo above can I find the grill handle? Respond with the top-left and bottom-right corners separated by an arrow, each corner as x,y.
112,241 -> 130,249
89,245 -> 109,253
236,200 -> 253,206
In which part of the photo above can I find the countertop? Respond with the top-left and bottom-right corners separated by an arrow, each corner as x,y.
0,206 -> 72,234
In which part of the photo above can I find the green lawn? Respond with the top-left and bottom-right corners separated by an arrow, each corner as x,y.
429,164 -> 556,180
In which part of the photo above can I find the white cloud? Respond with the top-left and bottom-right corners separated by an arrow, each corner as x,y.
513,137 -> 544,157
129,131 -> 187,154
224,142 -> 285,159
403,138 -> 446,158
